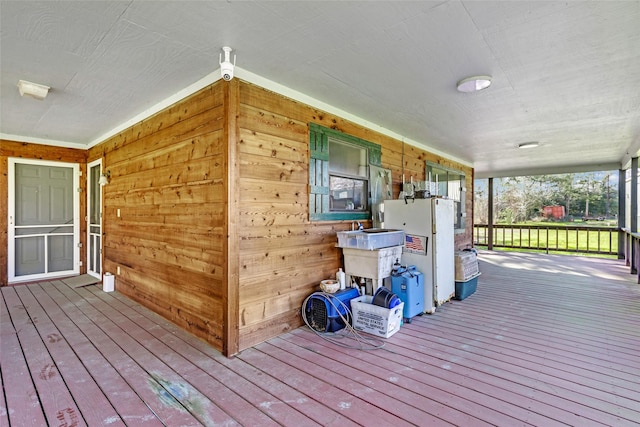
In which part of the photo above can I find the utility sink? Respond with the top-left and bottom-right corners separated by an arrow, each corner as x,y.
336,229 -> 404,250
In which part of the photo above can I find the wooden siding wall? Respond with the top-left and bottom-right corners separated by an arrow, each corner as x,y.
0,141 -> 88,287
1,80 -> 473,356
236,82 -> 473,351
87,83 -> 229,352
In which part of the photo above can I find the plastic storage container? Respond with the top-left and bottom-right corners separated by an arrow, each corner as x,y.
336,229 -> 404,250
350,295 -> 404,338
454,273 -> 480,300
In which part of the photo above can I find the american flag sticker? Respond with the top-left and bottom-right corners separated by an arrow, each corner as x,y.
405,234 -> 428,255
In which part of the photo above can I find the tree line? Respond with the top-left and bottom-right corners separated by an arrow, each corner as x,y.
474,172 -> 618,224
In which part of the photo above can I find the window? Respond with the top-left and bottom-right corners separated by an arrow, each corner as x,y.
426,162 -> 466,232
309,124 -> 381,221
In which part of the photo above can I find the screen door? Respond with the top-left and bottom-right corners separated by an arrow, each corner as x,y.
8,159 -> 80,282
87,160 -> 102,278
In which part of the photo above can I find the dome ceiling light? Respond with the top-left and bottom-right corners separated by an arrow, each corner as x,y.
456,75 -> 492,93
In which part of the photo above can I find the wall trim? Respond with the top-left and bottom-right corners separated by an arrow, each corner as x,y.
0,133 -> 86,150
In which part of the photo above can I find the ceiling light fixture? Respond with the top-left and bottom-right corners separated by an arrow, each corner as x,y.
17,79 -> 50,100
518,141 -> 540,149
456,75 -> 492,93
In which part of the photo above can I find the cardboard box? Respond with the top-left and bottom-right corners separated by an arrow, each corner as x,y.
455,250 -> 479,281
350,295 -> 404,338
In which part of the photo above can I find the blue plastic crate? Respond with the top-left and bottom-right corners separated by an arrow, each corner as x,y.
455,273 -> 480,300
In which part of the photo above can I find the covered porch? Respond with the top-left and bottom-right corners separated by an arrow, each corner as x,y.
2,251 -> 639,426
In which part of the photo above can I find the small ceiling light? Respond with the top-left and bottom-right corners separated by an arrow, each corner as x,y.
17,79 -> 50,100
518,141 -> 540,149
456,75 -> 492,93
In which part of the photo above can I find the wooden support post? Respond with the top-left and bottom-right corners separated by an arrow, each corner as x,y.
488,177 -> 494,250
223,79 -> 240,357
618,168 -> 626,260
631,158 -> 638,274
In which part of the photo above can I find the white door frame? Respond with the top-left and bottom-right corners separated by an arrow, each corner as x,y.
8,158 -> 81,283
86,159 -> 103,279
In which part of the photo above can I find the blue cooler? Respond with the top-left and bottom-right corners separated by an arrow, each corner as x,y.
390,265 -> 425,322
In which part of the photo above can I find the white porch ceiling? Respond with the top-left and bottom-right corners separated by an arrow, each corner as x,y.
1,1 -> 639,178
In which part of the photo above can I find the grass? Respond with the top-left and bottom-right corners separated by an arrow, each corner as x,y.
501,220 -> 618,227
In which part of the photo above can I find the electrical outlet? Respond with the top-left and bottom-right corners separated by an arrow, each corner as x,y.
117,208 -> 121,217
117,266 -> 121,275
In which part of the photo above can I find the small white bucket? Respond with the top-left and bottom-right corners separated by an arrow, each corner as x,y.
103,272 -> 115,292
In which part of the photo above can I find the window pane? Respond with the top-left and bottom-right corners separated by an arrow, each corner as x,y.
330,176 -> 367,211
48,234 -> 74,272
448,173 -> 462,202
329,139 -> 367,177
15,236 -> 45,275
89,164 -> 101,224
428,162 -> 465,231
431,168 -> 447,197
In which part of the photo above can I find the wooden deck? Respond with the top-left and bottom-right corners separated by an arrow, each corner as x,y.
2,251 -> 640,426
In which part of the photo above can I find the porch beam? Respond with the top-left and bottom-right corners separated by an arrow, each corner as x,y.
618,168 -> 626,260
488,177 -> 494,250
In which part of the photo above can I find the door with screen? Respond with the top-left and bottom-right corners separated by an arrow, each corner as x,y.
8,159 -> 80,282
87,160 -> 102,278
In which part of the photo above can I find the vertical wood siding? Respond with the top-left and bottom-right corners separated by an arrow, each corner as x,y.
0,141 -> 88,287
236,82 -> 473,350
87,84 -> 228,351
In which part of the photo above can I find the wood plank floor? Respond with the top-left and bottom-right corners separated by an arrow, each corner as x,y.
1,251 -> 639,426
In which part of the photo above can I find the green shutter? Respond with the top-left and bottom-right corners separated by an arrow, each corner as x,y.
309,126 -> 329,220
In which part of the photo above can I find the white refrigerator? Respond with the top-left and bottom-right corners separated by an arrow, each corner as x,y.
384,198 -> 455,313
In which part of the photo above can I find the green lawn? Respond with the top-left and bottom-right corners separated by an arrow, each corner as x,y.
493,228 -> 617,252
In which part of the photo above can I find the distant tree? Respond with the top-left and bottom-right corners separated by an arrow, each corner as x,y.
474,171 -> 618,224
474,180 -> 489,223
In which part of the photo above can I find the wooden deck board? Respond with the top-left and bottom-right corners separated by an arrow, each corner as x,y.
282,328 -> 570,426
90,285 -> 358,427
393,316 -> 637,426
1,290 -> 47,427
84,284 -> 323,427
30,282 -> 163,426
12,284 -> 126,427
71,284 -> 278,427
51,280 -> 228,427
3,286 -> 87,427
1,251 -> 640,426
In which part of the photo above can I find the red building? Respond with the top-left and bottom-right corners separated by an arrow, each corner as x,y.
542,205 -> 566,219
